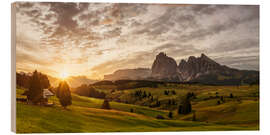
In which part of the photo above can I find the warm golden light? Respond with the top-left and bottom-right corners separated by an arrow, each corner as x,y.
59,71 -> 69,79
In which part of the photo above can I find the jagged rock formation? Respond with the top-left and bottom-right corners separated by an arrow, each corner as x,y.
104,68 -> 151,81
150,52 -> 259,84
103,52 -> 259,85
178,53 -> 223,81
151,52 -> 178,81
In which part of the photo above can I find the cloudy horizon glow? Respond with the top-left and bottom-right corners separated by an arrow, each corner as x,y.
15,2 -> 259,79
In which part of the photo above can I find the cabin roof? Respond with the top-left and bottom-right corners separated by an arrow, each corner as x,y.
43,89 -> 54,98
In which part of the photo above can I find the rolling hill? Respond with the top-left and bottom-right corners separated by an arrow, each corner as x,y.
16,84 -> 259,133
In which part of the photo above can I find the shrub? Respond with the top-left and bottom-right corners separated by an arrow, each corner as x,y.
155,100 -> 161,107
156,115 -> 165,119
130,108 -> 134,113
148,92 -> 152,98
101,99 -> 111,109
217,100 -> 221,105
230,93 -> 234,98
187,92 -> 196,99
220,96 -> 224,102
164,90 -> 169,95
192,111 -> 196,121
215,92 -> 219,97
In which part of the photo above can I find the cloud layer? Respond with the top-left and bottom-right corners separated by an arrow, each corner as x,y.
15,2 -> 259,79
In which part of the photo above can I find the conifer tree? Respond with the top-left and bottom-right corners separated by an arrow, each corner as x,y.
178,105 -> 182,114
56,81 -> 72,108
178,93 -> 192,114
28,70 -> 43,104
230,93 -> 234,98
168,111 -> 173,118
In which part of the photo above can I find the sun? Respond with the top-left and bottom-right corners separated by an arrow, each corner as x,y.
59,71 -> 69,80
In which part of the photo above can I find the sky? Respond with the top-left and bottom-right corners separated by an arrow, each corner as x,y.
15,2 -> 259,79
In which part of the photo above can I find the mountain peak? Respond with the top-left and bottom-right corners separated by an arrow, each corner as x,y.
201,53 -> 207,58
178,53 -> 223,81
151,52 -> 178,80
187,56 -> 197,63
156,52 -> 167,58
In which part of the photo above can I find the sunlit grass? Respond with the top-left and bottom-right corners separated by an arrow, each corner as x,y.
16,84 -> 259,133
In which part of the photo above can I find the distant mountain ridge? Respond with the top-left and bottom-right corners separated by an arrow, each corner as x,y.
16,71 -> 98,88
103,52 -> 259,85
47,75 -> 98,88
104,68 -> 151,81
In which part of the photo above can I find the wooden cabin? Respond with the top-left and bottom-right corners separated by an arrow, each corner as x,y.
42,89 -> 54,106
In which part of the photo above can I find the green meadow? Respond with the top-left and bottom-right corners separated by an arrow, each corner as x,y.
16,84 -> 259,133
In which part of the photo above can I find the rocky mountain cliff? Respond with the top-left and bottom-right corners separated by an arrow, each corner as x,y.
103,52 -> 259,85
151,52 -> 179,81
178,53 -> 227,81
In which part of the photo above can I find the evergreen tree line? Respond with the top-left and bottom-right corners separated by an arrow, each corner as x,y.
74,84 -> 106,99
134,90 -> 153,100
24,70 -> 51,104
164,90 -> 176,95
17,72 -> 50,89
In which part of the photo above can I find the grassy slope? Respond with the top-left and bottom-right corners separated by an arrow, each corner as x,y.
16,85 -> 259,133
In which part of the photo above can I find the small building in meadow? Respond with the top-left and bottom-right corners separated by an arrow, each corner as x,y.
43,89 -> 54,99
21,88 -> 55,106
42,89 -> 54,105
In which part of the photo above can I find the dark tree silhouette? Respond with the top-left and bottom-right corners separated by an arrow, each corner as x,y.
39,73 -> 50,89
187,92 -> 196,99
215,92 -> 219,97
220,96 -> 224,102
156,100 -> 161,107
56,81 -> 72,108
143,91 -> 147,98
230,93 -> 234,98
192,111 -> 196,121
150,96 -> 154,101
164,90 -> 169,95
168,111 -> 173,118
172,99 -> 176,105
16,72 -> 31,88
148,92 -> 152,98
27,70 -> 43,104
181,97 -> 192,114
168,99 -> 171,105
178,94 -> 192,114
178,105 -> 182,114
101,99 -> 111,109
